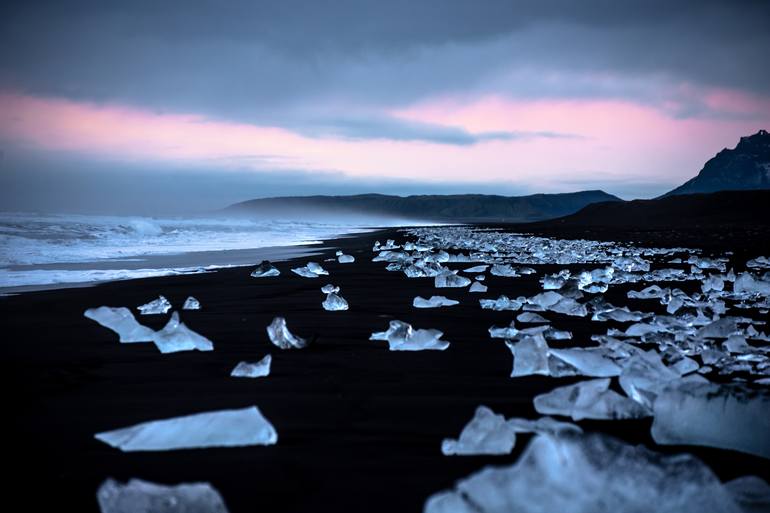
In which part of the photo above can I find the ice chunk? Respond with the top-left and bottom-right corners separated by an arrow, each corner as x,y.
97,478 -> 229,513
506,416 -> 582,436
548,347 -> 623,377
370,320 -> 449,351
95,406 -> 277,451
337,254 -> 355,263
230,355 -> 271,378
628,285 -> 667,299
469,281 -> 488,293
425,432 -> 749,513
441,406 -> 517,456
528,291 -> 563,309
320,284 -> 340,294
182,296 -> 200,310
413,296 -> 459,308
534,378 -> 650,421
463,265 -> 488,273
516,312 -> 549,324
652,381 -> 770,459
734,273 -> 770,295
480,295 -> 523,311
724,476 -> 770,513
506,335 -> 549,377
490,264 -> 518,277
137,295 -> 171,315
618,351 -> 683,410
541,274 -> 567,290
322,292 -> 349,311
489,322 -> 518,339
84,306 -> 155,343
306,261 -> 328,275
747,256 -> 770,269
266,317 -> 307,349
291,266 -> 318,278
550,297 -> 588,317
152,312 -> 214,353
435,271 -> 471,288
250,260 -> 280,277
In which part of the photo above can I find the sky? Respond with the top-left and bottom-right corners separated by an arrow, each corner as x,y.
1,0 -> 769,214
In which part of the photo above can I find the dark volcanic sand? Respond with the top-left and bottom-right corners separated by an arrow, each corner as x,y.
2,227 -> 769,513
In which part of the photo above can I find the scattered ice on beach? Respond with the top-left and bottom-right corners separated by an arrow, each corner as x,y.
84,306 -> 156,343
441,406 -> 517,456
321,284 -> 339,294
469,281 -> 488,293
231,355 -> 272,378
414,296 -> 459,308
182,296 -> 200,310
94,406 -> 277,451
152,312 -> 214,353
97,478 -> 229,513
652,381 -> 770,459
516,312 -> 549,324
425,432 -> 758,513
370,320 -> 449,351
137,295 -> 172,315
435,271 -> 471,288
251,260 -> 280,277
266,317 -> 308,349
534,378 -> 650,421
322,292 -> 349,311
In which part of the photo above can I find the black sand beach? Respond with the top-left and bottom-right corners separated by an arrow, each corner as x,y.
3,226 -> 770,512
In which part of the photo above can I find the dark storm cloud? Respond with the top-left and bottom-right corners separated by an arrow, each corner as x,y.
1,0 -> 768,135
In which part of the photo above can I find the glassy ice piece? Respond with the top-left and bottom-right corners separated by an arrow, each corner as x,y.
490,264 -> 518,277
425,432 -> 749,513
441,406 -> 517,456
95,406 -> 277,451
724,476 -> 770,513
182,296 -> 200,310
414,296 -> 459,308
618,351 -> 682,409
516,312 -> 549,323
506,335 -> 549,377
152,312 -> 214,353
84,306 -> 155,343
463,265 -> 488,273
534,378 -> 651,421
230,355 -> 271,378
337,254 -> 355,263
469,281 -> 488,293
291,266 -> 318,278
435,271 -> 471,288
550,297 -> 588,317
506,416 -> 582,436
306,262 -> 329,275
321,284 -> 340,294
542,275 -> 567,290
266,317 -> 307,349
652,381 -> 770,459
322,292 -> 349,311
251,260 -> 280,277
97,478 -> 229,513
734,273 -> 770,295
370,320 -> 449,351
137,295 -> 172,315
723,335 -> 752,354
627,285 -> 667,299
591,307 -> 646,322
548,348 -> 623,377
528,291 -> 563,309
697,318 -> 739,339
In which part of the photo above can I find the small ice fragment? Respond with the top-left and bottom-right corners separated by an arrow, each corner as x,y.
251,260 -> 280,277
528,291 -> 563,309
306,261 -> 328,275
97,478 -> 229,513
618,351 -> 682,410
322,292 -> 349,311
441,406 -> 516,456
291,266 -> 318,278
490,264 -> 518,277
152,312 -> 214,353
469,281 -> 488,293
480,295 -> 523,311
463,265 -> 488,273
137,295 -> 171,315
266,317 -> 308,349
435,271 -> 472,288
337,254 -> 355,263
414,296 -> 459,308
84,306 -> 155,343
516,312 -> 549,324
534,378 -> 651,421
95,406 -> 277,451
506,335 -> 549,377
182,296 -> 200,310
231,355 -> 271,378
506,416 -> 582,436
548,348 -> 623,377
370,320 -> 449,351
321,284 -> 340,294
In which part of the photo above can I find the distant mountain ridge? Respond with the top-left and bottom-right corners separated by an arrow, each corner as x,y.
665,129 -> 770,196
225,190 -> 621,223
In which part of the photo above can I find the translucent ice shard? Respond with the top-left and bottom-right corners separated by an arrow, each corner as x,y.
370,320 -> 449,351
548,347 -> 623,377
534,378 -> 650,421
230,355 -> 271,378
463,265 -> 488,273
84,306 -> 155,343
469,281 -> 488,293
425,432 -> 750,513
618,350 -> 684,410
480,295 -> 523,311
652,381 -> 770,459
506,416 -> 582,436
490,264 -> 518,277
137,295 -> 171,315
506,335 -> 549,377
414,296 -> 459,308
435,271 -> 471,288
95,406 -> 277,451
516,312 -> 549,324
266,317 -> 308,349
321,284 -> 340,294
152,312 -> 214,353
322,292 -> 349,311
97,478 -> 229,513
441,406 -> 517,456
250,260 -> 280,277
337,254 -> 355,263
306,261 -> 329,275
182,296 -> 201,310
291,266 -> 319,278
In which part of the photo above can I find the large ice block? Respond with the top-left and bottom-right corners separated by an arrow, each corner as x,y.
84,306 -> 155,343
370,320 -> 449,351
